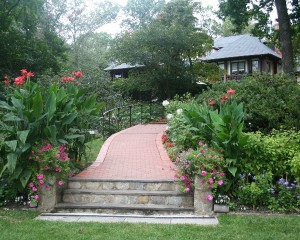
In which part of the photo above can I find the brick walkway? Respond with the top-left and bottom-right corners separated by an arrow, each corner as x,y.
76,124 -> 176,180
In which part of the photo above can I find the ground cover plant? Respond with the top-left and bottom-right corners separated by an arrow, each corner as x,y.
163,75 -> 300,212
0,209 -> 299,240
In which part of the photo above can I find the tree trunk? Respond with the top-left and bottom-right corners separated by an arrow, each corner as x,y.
275,0 -> 294,74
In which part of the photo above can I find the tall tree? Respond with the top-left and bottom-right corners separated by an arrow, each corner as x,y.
218,0 -> 296,74
112,0 -> 212,99
63,0 -> 119,69
0,0 -> 68,75
121,0 -> 165,31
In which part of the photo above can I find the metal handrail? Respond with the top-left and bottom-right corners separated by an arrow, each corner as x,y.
101,102 -> 165,138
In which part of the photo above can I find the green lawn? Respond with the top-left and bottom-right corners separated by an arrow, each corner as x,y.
0,209 -> 299,240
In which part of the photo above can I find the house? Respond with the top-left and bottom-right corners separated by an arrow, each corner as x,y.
104,63 -> 144,80
202,34 -> 282,81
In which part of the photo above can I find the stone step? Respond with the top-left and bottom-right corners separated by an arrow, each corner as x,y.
62,189 -> 193,207
54,203 -> 194,215
67,178 -> 177,191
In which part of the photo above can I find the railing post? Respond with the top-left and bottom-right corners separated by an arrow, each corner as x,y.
149,102 -> 152,122
129,105 -> 132,127
140,103 -> 143,124
117,107 -> 120,131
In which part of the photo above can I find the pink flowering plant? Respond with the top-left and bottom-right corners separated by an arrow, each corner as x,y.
27,142 -> 71,203
175,141 -> 226,201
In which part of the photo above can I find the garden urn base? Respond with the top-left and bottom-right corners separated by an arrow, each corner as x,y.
213,204 -> 229,213
194,176 -> 214,216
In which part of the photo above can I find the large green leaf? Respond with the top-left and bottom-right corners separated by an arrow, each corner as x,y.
3,113 -> 23,122
46,91 -> 57,122
20,169 -> 33,188
32,92 -> 43,119
5,140 -> 17,151
11,97 -> 24,110
228,166 -> 237,177
7,153 -> 18,173
17,130 -> 30,144
0,101 -> 14,111
62,113 -> 77,125
44,125 -> 57,144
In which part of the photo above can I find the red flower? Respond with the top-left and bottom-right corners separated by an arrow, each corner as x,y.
61,76 -> 75,83
161,133 -> 168,144
227,88 -> 236,95
27,71 -> 34,78
209,100 -> 215,106
72,71 -> 83,78
14,76 -> 26,85
166,142 -> 174,148
20,69 -> 28,76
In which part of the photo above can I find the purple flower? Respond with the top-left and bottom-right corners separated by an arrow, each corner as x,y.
185,187 -> 190,192
201,171 -> 207,177
180,176 -> 185,181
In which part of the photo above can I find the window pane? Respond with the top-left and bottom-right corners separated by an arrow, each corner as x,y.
238,62 -> 245,74
252,60 -> 259,72
218,63 -> 225,70
231,62 -> 238,74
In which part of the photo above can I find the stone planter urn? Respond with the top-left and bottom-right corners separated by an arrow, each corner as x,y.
38,176 -> 65,212
194,176 -> 214,216
214,204 -> 230,213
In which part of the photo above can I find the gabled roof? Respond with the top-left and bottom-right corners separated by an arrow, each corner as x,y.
203,34 -> 281,61
104,63 -> 144,71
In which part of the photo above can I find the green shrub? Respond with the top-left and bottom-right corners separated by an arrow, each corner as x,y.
197,73 -> 300,132
240,129 -> 300,179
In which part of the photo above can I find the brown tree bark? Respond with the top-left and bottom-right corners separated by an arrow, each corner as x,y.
275,0 -> 294,74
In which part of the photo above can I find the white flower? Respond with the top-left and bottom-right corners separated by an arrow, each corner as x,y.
176,108 -> 183,115
165,125 -> 169,131
88,130 -> 95,135
166,114 -> 173,120
162,100 -> 169,107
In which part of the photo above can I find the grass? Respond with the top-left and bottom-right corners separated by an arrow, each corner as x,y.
0,209 -> 299,240
84,138 -> 104,163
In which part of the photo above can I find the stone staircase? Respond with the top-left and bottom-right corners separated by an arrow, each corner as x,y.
54,178 -> 194,215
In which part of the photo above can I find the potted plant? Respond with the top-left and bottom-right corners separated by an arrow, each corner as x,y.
213,194 -> 230,213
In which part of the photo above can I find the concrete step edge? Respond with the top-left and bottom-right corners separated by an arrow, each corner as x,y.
68,178 -> 176,183
55,203 -> 194,211
63,189 -> 192,196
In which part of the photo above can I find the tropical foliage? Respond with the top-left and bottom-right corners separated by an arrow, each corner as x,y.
0,70 -> 103,194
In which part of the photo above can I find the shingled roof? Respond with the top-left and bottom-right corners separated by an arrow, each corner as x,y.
104,63 -> 144,71
203,34 -> 281,61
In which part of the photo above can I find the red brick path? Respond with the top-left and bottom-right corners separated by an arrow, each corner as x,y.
76,124 -> 176,180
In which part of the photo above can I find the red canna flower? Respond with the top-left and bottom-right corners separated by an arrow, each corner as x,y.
209,100 -> 215,106
227,88 -> 236,95
14,75 -> 26,85
27,71 -> 34,78
72,71 -> 83,78
20,69 -> 28,76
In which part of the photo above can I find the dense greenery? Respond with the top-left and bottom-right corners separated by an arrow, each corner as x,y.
164,74 -> 300,212
197,74 -> 300,132
0,71 -> 103,204
111,0 -> 213,100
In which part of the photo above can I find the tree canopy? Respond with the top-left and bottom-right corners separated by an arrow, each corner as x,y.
218,0 -> 300,74
111,0 -> 213,99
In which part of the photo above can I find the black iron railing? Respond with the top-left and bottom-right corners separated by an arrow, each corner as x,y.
101,102 -> 165,138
